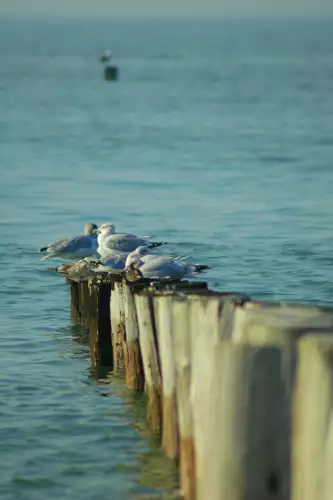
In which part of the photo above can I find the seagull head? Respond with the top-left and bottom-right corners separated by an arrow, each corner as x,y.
93,223 -> 115,235
125,251 -> 142,269
84,223 -> 98,235
133,246 -> 149,256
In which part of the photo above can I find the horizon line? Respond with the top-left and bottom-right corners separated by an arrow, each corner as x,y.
1,12 -> 333,20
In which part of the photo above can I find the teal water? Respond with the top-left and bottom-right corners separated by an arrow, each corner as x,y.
1,17 -> 333,500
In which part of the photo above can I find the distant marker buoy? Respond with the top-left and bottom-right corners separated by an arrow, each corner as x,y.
104,66 -> 119,82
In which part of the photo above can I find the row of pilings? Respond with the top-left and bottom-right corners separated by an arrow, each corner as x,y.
67,273 -> 333,500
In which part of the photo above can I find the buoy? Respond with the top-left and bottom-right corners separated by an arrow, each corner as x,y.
104,66 -> 119,81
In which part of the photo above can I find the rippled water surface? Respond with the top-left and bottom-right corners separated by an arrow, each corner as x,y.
1,17 -> 333,500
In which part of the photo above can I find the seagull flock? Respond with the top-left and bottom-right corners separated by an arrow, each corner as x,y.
40,222 -> 210,281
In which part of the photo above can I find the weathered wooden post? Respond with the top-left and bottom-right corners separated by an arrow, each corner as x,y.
292,334 -> 333,500
170,292 -> 248,500
233,302 -> 333,399
135,292 -> 162,435
188,292 -> 296,500
68,278 -> 80,324
172,298 -> 195,500
123,281 -> 144,391
153,295 -> 179,459
230,301 -> 333,500
110,278 -> 126,371
194,340 -> 249,500
80,281 -> 92,330
189,296 -> 242,500
87,280 -> 113,368
62,265 -> 333,500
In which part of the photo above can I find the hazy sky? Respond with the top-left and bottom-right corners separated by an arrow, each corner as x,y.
1,0 -> 332,17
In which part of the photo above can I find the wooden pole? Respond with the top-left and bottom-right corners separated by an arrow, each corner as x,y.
193,341 -> 249,500
123,281 -> 144,391
172,298 -> 195,500
68,279 -> 80,324
110,279 -> 126,371
170,293 -> 247,500
135,293 -> 162,435
154,295 -> 179,459
242,300 -> 333,383
189,296 -> 225,500
232,303 -> 333,392
79,281 -> 90,330
87,280 -> 113,368
292,334 -> 333,500
228,302 -> 333,500
190,294 -> 293,500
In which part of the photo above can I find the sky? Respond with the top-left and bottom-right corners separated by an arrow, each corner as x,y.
1,0 -> 332,17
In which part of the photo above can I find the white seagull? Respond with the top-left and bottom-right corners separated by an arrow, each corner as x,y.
124,246 -> 210,280
92,250 -> 129,273
94,223 -> 165,255
39,223 -> 98,260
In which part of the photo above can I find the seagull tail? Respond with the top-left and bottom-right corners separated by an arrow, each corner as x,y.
148,241 -> 167,249
39,247 -> 48,252
194,264 -> 211,273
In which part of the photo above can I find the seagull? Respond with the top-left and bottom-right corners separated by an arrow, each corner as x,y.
92,250 -> 128,273
100,49 -> 112,63
94,223 -> 165,255
124,247 -> 210,280
39,223 -> 98,260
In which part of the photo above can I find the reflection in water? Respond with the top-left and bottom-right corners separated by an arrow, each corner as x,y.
66,324 -> 91,359
73,326 -> 180,500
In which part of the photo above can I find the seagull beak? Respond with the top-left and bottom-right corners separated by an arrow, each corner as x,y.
93,228 -> 99,234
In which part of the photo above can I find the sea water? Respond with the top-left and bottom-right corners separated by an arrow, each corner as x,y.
1,17 -> 333,500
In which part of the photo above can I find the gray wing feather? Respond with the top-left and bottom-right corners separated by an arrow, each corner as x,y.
47,235 -> 94,253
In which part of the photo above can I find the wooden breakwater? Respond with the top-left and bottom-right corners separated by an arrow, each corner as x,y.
67,273 -> 333,500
